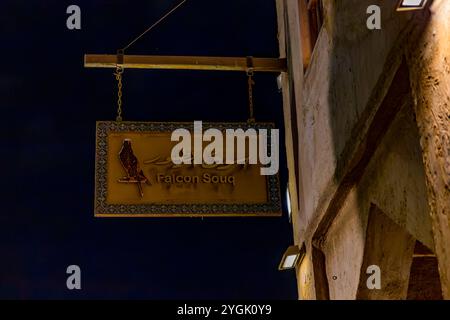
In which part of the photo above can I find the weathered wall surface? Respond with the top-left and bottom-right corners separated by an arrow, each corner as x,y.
276,0 -> 447,299
405,0 -> 450,297
359,105 -> 433,249
356,206 -> 416,300
322,188 -> 366,299
297,245 -> 316,299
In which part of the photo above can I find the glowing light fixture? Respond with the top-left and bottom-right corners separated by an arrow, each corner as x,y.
397,0 -> 428,11
278,243 -> 306,271
286,187 -> 292,223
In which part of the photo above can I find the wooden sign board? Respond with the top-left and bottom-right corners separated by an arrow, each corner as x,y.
94,121 -> 281,217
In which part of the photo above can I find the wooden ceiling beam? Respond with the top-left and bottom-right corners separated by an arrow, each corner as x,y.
84,54 -> 287,72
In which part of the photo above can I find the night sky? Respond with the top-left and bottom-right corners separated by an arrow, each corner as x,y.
1,0 -> 297,299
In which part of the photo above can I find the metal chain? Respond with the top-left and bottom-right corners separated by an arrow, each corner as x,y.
114,66 -> 124,122
247,69 -> 255,123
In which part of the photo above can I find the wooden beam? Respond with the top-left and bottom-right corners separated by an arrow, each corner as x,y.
84,54 -> 287,72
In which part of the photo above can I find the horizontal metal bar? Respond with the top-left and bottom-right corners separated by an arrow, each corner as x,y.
84,54 -> 287,72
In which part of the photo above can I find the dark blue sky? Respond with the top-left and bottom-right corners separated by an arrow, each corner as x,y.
0,0 -> 297,299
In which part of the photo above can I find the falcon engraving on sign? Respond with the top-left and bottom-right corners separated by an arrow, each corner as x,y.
118,139 -> 150,198
94,121 -> 281,217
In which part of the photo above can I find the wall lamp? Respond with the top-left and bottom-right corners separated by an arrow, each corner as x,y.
278,243 -> 306,271
397,0 -> 429,11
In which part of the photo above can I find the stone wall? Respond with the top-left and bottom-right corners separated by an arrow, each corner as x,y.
276,0 -> 449,299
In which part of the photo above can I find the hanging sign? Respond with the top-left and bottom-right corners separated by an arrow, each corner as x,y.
94,121 -> 281,217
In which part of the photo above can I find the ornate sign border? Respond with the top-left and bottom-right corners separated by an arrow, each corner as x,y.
94,121 -> 282,217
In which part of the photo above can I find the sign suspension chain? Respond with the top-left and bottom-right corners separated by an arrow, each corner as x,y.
114,63 -> 124,122
246,56 -> 255,123
247,70 -> 255,123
